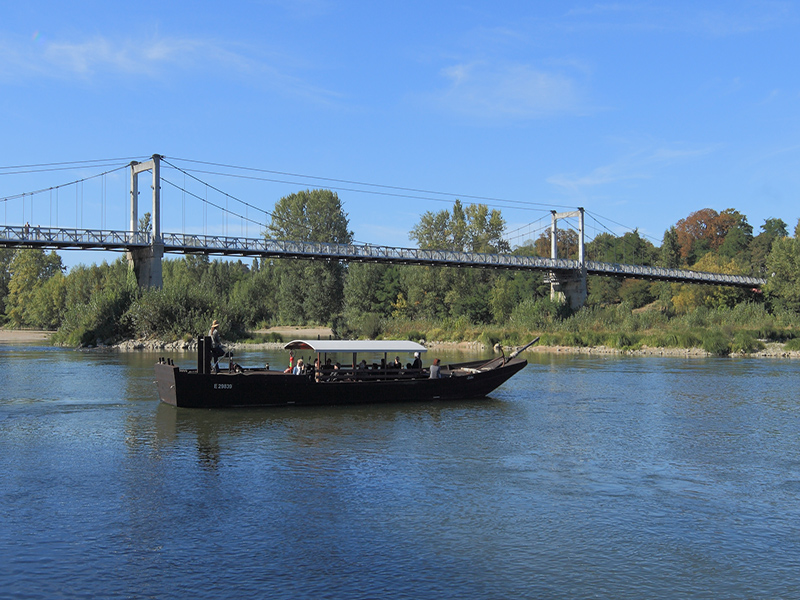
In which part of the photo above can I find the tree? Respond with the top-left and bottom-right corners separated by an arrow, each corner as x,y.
763,222 -> 800,312
406,200 -> 509,322
587,232 -> 619,263
0,248 -> 15,318
5,249 -> 63,326
751,218 -> 788,276
267,189 -> 353,325
671,253 -> 748,312
409,199 -> 509,253
618,279 -> 655,309
717,209 -> 753,261
675,208 -> 753,266
619,230 -> 658,266
587,276 -> 621,306
532,229 -> 579,259
138,212 -> 152,235
675,208 -> 720,264
660,226 -> 681,268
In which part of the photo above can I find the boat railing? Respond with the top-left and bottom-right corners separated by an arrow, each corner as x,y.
312,367 -> 427,382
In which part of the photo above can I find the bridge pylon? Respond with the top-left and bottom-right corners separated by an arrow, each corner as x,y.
127,155 -> 164,288
548,207 -> 587,310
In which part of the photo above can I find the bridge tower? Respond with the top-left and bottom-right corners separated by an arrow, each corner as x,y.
127,155 -> 164,288
549,207 -> 587,310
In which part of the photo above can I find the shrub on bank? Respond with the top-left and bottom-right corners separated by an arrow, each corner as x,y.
730,331 -> 765,354
701,330 -> 731,355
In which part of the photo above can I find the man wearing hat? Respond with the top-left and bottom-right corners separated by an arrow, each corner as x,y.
411,351 -> 422,370
209,319 -> 225,372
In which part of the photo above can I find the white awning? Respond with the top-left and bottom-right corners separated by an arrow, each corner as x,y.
283,340 -> 427,354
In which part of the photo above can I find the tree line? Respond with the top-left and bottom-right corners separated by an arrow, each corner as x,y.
1,188 -> 799,346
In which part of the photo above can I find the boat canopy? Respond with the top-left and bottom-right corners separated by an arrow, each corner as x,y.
283,340 -> 427,354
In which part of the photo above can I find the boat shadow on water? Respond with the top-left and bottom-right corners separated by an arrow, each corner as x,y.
154,394 -> 516,469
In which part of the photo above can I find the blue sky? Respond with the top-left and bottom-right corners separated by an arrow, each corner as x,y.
2,1 -> 799,269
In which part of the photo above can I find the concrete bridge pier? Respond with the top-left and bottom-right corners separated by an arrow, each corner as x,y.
549,207 -> 587,310
127,155 -> 163,288
127,243 -> 164,289
548,270 -> 587,310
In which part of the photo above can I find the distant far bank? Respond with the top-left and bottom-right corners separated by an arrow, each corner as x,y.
5,326 -> 800,359
0,329 -> 52,344
254,326 -> 333,339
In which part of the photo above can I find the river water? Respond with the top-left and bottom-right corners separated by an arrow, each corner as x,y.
1,345 -> 799,599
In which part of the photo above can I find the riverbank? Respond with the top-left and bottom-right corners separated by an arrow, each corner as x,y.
12,324 -> 796,358
109,335 -> 800,359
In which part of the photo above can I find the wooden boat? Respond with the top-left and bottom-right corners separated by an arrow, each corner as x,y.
154,338 -> 535,409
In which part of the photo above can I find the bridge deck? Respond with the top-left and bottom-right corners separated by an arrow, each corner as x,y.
0,225 -> 766,288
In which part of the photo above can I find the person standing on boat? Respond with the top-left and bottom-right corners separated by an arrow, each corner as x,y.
209,319 -> 225,372
429,358 -> 442,379
411,352 -> 422,370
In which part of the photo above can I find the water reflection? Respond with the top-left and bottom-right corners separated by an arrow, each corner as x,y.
3,347 -> 800,599
153,396 -> 511,471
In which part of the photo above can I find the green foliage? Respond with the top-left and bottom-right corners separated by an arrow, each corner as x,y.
509,298 -> 571,329
6,199 -> 800,357
5,249 -> 63,327
618,279 -> 655,309
784,338 -> 800,351
730,331 -> 764,354
52,271 -> 137,346
267,189 -> 352,325
343,311 -> 383,339
410,199 -> 509,253
607,332 -> 640,350
701,330 -> 731,355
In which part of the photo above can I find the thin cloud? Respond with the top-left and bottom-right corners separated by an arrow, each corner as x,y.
428,60 -> 586,120
548,144 -> 718,194
0,33 -> 341,103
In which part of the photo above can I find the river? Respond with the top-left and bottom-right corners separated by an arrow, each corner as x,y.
1,345 -> 799,599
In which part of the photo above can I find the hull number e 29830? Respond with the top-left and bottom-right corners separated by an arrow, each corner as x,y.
213,383 -> 233,390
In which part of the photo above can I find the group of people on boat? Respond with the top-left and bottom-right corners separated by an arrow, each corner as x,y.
208,319 -> 443,380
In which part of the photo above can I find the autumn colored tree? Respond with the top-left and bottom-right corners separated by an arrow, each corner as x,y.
675,208 -> 753,266
532,229 -> 579,259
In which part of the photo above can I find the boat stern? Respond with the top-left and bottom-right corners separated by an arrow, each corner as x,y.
154,362 -> 179,406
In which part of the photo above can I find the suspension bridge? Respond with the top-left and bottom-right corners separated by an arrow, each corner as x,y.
1,154 -> 766,309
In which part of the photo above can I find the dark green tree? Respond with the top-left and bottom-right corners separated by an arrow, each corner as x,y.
763,221 -> 800,312
267,189 -> 353,325
5,249 -> 63,326
660,226 -> 681,268
751,218 -> 788,276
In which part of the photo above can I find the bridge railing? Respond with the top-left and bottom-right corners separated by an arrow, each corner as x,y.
0,225 -> 149,248
0,226 -> 766,287
585,260 -> 765,286
161,232 -> 578,270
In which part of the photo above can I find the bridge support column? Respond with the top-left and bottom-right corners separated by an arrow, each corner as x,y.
549,207 -> 587,310
548,271 -> 587,310
127,155 -> 163,288
128,243 -> 164,289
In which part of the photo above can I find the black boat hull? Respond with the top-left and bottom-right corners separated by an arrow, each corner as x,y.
155,358 -> 527,409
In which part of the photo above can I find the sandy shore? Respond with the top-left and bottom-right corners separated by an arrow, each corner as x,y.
0,329 -> 52,344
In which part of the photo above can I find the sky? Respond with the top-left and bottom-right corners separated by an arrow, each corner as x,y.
2,1 -> 799,269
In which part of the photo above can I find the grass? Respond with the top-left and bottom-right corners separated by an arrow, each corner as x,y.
380,301 -> 800,355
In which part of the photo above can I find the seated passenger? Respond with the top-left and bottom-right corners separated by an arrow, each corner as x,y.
411,352 -> 422,370
429,358 -> 442,379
